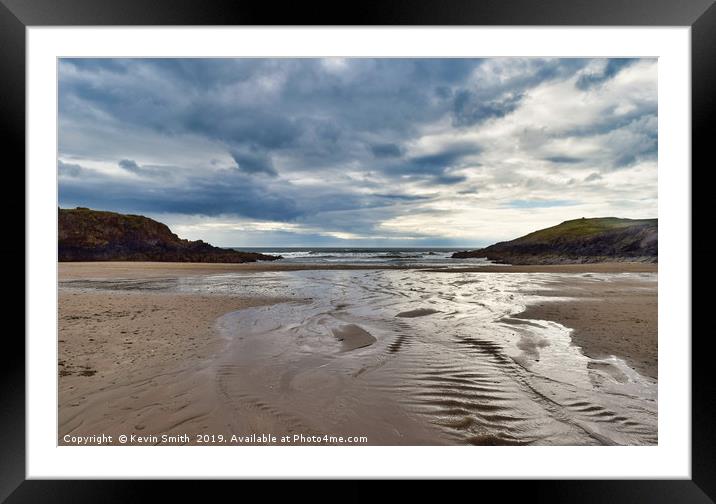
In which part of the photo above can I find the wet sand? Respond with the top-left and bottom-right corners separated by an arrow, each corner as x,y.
513,276 -> 657,379
333,324 -> 378,351
396,308 -> 442,318
59,261 -> 657,281
58,262 -> 657,445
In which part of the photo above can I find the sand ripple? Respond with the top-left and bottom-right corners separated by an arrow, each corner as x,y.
61,269 -> 657,445
212,269 -> 657,445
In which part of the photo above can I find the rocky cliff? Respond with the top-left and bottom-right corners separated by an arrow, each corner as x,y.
58,207 -> 281,263
452,217 -> 657,265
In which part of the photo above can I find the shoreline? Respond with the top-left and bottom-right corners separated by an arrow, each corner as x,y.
59,261 -> 657,281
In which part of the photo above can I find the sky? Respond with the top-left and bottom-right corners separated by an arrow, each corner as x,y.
58,58 -> 657,247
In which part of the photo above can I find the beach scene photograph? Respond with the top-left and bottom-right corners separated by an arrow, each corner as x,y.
58,57 -> 657,446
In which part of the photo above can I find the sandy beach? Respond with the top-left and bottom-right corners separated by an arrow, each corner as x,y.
59,289 -> 287,444
58,260 -> 657,280
515,276 -> 657,379
53,55 -> 663,456
58,261 -> 657,445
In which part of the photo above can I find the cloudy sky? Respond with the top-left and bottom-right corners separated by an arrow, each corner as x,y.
58,58 -> 657,247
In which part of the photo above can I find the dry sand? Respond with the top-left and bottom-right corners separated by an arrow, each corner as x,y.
59,290 -> 285,444
514,276 -> 657,379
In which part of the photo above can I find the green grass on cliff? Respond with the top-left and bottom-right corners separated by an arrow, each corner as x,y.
510,217 -> 657,244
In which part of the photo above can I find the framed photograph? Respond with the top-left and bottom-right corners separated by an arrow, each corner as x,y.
7,0 -> 712,497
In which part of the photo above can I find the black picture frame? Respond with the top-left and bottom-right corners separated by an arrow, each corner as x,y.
5,0 -> 711,499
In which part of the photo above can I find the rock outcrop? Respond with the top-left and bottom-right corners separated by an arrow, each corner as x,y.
58,207 -> 281,263
452,217 -> 657,265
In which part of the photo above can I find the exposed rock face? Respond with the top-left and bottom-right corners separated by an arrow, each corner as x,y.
452,217 -> 657,265
58,207 -> 281,263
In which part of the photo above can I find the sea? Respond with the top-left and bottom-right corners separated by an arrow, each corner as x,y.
231,247 -> 493,268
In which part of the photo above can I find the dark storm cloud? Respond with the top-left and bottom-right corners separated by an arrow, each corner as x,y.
60,168 -> 301,220
58,162 -> 432,235
58,58 -> 499,214
58,160 -> 83,177
370,143 -> 403,158
402,150 -> 467,174
531,111 -> 657,172
117,158 -> 175,178
59,58 -> 480,163
450,58 -> 590,127
118,159 -> 141,172
544,156 -> 583,164
433,174 -> 468,185
58,57 -> 657,244
566,105 -> 658,139
578,114 -> 657,170
57,58 -> 588,174
453,91 -> 524,127
373,193 -> 432,202
384,146 -> 479,185
184,107 -> 302,150
575,58 -> 639,90
228,146 -> 277,176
